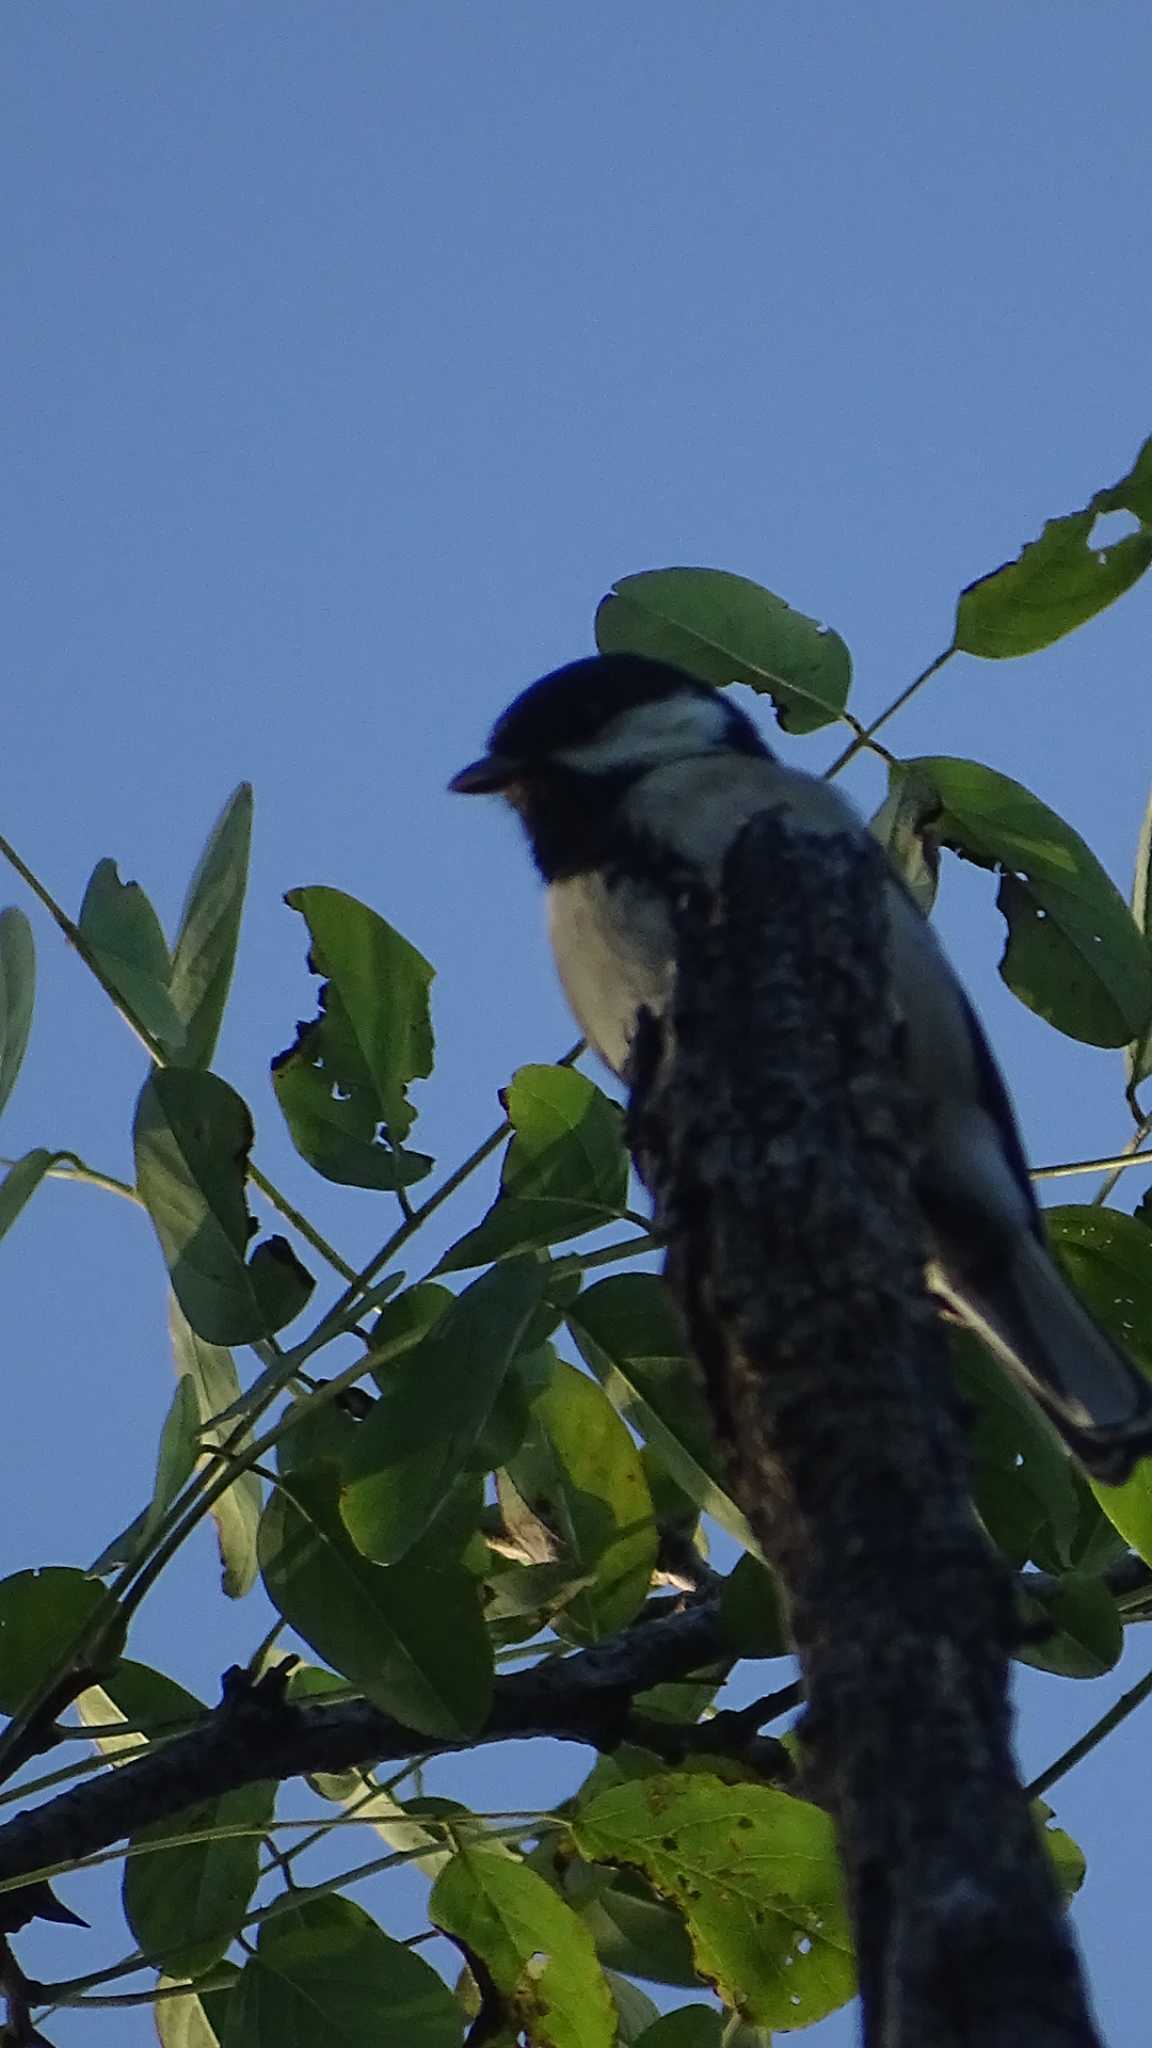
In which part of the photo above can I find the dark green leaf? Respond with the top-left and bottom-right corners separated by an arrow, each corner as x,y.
280,886 -> 434,1162
573,1774 -> 854,2030
605,1973 -> 662,2044
222,1897 -> 460,2048
956,436 -> 1152,656
0,1567 -> 122,1713
169,784 -> 253,1069
1046,1207 -> 1152,1375
577,1872 -> 700,1989
567,1275 -> 758,1556
903,757 -> 1152,1046
438,1066 -> 628,1271
431,1842 -> 616,2048
0,1148 -> 56,1244
509,1359 -> 657,1643
78,857 -> 186,1052
259,1468 -> 492,1737
596,568 -> 851,735
169,1298 -> 263,1597
950,1330 -> 1082,1570
1128,781 -> 1152,1091
134,1068 -> 313,1343
340,1260 -> 545,1563
272,1048 -> 434,1190
0,908 -> 34,1121
717,1555 -> 790,1658
1016,1570 -> 1123,1679
634,2011 -> 725,2048
124,1778 -> 274,1977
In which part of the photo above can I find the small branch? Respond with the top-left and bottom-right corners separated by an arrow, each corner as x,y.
823,644 -> 957,779
1027,1661 -> 1152,1802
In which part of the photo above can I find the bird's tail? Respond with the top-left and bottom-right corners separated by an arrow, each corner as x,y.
935,1232 -> 1152,1486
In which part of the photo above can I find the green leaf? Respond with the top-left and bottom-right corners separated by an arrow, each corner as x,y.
134,1068 -> 313,1343
222,1897 -> 460,2048
869,766 -> 941,915
1035,1800 -> 1087,1901
1016,1570 -> 1124,1679
75,1659 -> 203,1763
169,1298 -> 263,1597
576,1871 -> 700,1989
634,2011 -> 725,2048
567,1275 -> 759,1558
438,1066 -> 628,1271
0,1148 -> 56,1243
169,784 -> 253,1069
155,1971 -> 238,2048
124,1778 -> 275,1977
0,908 -> 34,1121
956,437 -> 1152,657
596,568 -> 851,735
431,1843 -> 616,2048
0,1567 -> 122,1713
950,1330 -> 1083,1570
276,887 -> 434,1190
259,1468 -> 492,1738
509,1359 -> 658,1643
572,1775 -> 854,2030
1127,781 -> 1152,1091
78,857 -> 187,1052
605,1973 -> 662,2043
1046,1207 -> 1152,1376
717,1555 -> 790,1658
902,757 -> 1152,1046
341,1260 -> 545,1563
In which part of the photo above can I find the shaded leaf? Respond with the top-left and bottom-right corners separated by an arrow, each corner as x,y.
259,1468 -> 492,1738
956,436 -> 1152,657
903,757 -> 1152,1046
606,1973 -> 662,2043
0,1567 -> 122,1713
1128,781 -> 1152,1091
170,1297 -> 263,1597
0,908 -> 34,1120
509,1359 -> 658,1643
596,568 -> 850,735
340,1260 -> 545,1564
567,1275 -> 758,1557
276,887 -> 433,1191
222,1896 -> 460,2048
576,1871 -> 700,1989
78,857 -> 186,1051
75,1659 -> 203,1764
0,1148 -> 57,1244
134,1068 -> 313,1343
1016,1571 -> 1123,1679
573,1774 -> 854,2030
950,1330 -> 1083,1570
438,1066 -> 628,1271
124,1778 -> 274,1978
169,784 -> 253,1069
635,2011 -> 725,2048
717,1555 -> 790,1659
431,1842 -> 615,2048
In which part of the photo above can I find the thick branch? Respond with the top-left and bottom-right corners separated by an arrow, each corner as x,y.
627,815 -> 1104,2048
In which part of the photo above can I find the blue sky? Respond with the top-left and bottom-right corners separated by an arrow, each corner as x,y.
3,4 -> 1151,2040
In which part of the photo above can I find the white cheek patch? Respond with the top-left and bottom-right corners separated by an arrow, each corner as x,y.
555,693 -> 733,773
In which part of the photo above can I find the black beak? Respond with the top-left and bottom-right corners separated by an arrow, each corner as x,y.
448,752 -> 521,794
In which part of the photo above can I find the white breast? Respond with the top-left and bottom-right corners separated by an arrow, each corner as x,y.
547,872 -> 675,1076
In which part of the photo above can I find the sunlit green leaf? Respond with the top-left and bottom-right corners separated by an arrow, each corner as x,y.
169,784 -> 253,1069
509,1359 -> 657,1643
1035,1800 -> 1087,1901
567,1275 -> 758,1557
438,1065 -> 628,1271
956,437 -> 1152,657
341,1259 -> 545,1563
573,1775 -> 854,2029
259,1468 -> 492,1737
902,757 -> 1152,1046
134,1068 -> 313,1343
431,1843 -> 616,2048
597,568 -> 851,735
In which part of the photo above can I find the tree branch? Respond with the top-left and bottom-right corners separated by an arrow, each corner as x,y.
626,813 -> 1104,2048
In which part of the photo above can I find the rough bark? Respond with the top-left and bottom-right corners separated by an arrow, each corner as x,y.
626,811 -> 1103,2048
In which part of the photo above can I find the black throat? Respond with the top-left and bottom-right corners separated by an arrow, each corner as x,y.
512,764 -> 647,882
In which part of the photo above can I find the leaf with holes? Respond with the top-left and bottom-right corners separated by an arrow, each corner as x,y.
223,1896 -> 460,2047
597,567 -> 850,734
572,1774 -> 854,2030
78,857 -> 187,1052
431,1842 -> 616,2048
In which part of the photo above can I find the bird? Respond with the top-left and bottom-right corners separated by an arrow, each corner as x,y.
450,650 -> 1152,1484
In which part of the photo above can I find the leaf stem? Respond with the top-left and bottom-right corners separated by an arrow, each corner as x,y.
1026,1661 -> 1152,1800
823,644 -> 957,780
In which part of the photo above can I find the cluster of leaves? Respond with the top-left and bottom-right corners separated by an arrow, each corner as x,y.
0,436 -> 1150,2045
